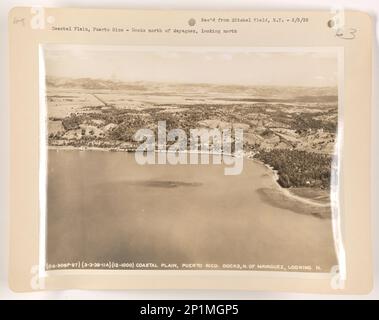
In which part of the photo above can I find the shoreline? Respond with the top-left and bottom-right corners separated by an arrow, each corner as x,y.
251,159 -> 330,208
48,145 -> 330,208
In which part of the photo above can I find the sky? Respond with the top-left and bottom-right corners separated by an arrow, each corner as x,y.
42,45 -> 339,87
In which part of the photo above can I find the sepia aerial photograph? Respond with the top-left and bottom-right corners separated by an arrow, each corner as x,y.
43,45 -> 339,273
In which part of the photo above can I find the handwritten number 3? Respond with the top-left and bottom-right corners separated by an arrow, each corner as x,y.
336,28 -> 357,40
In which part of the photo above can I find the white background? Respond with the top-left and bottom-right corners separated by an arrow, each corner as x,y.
0,0 -> 378,300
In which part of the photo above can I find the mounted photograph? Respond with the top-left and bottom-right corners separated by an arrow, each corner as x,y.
41,45 -> 341,274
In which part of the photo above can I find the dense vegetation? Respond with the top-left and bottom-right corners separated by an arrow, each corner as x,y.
255,149 -> 332,189
292,113 -> 337,133
62,114 -> 83,130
